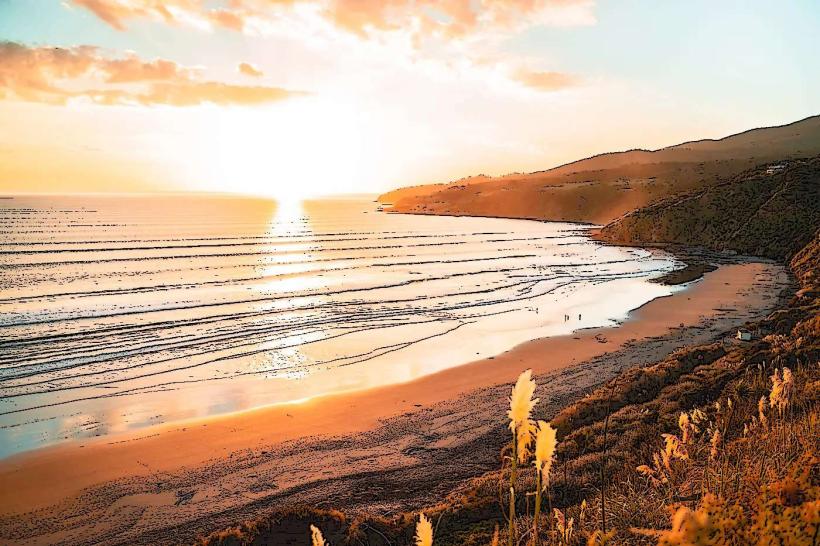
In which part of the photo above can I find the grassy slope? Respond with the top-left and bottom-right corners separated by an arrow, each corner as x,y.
197,233 -> 820,546
197,125 -> 820,546
379,115 -> 820,225
599,157 -> 820,260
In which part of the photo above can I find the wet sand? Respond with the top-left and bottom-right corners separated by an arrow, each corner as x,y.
0,261 -> 791,545
1,195 -> 680,457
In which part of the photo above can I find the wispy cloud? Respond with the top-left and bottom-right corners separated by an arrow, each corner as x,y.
238,62 -> 264,77
0,42 -> 300,107
513,69 -> 578,92
71,0 -> 597,40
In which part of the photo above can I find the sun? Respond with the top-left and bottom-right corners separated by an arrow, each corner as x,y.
209,96 -> 365,200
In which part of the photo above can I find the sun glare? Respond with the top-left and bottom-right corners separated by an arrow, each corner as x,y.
210,97 -> 365,200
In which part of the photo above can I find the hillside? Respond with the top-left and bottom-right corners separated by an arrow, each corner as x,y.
195,119 -> 820,546
379,115 -> 820,225
197,233 -> 820,546
599,156 -> 820,260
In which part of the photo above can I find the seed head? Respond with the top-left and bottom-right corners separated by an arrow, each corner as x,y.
533,420 -> 557,483
508,369 -> 538,430
310,525 -> 327,546
709,429 -> 722,460
415,513 -> 433,546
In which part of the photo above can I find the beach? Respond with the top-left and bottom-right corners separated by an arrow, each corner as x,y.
0,260 -> 790,545
0,195 -> 683,458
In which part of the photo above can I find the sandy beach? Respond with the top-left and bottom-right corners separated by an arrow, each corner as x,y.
0,260 -> 791,545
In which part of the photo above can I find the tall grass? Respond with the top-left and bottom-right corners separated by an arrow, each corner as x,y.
310,524 -> 328,546
507,369 -> 538,545
245,356 -> 815,546
415,513 -> 433,546
534,420 -> 557,541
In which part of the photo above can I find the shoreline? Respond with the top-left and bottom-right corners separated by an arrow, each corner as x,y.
0,259 -> 792,545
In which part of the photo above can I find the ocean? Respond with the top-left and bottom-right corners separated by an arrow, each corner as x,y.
0,194 -> 682,457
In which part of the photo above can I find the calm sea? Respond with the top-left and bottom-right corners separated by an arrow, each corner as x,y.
0,194 -> 681,457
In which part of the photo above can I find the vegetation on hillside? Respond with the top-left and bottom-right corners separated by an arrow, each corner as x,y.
197,127 -> 820,545
379,116 -> 820,225
197,228 -> 819,545
599,157 -> 820,260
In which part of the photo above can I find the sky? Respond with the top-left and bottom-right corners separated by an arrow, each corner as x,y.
0,0 -> 818,199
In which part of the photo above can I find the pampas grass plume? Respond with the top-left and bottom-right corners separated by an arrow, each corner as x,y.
758,396 -> 769,429
534,420 -> 557,483
310,524 -> 327,546
415,513 -> 433,546
709,429 -> 722,460
508,369 -> 538,429
770,367 -> 795,415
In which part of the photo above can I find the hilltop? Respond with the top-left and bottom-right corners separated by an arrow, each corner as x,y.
379,115 -> 820,225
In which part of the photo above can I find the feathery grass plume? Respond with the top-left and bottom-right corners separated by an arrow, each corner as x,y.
690,408 -> 707,425
554,508 -> 574,545
660,446 -> 672,473
508,369 -> 538,431
509,369 -> 538,462
758,395 -> 769,430
636,464 -> 655,478
533,420 -> 557,538
709,429 -> 722,460
678,412 -> 696,444
415,513 -> 433,546
637,455 -> 666,488
310,524 -> 328,546
517,418 -> 537,463
580,499 -> 588,529
507,369 -> 538,546
770,368 -> 783,411
638,427 -> 694,487
781,367 -> 795,410
770,367 -> 795,416
662,433 -> 688,460
534,421 -> 557,482
658,504 -> 712,545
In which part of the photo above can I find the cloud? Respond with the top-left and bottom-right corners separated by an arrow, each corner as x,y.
238,62 -> 264,77
103,56 -> 193,83
71,0 -> 169,31
0,42 -> 299,107
513,69 -> 578,92
65,1 -> 596,93
209,8 -> 247,31
70,0 -> 597,39
136,81 -> 292,105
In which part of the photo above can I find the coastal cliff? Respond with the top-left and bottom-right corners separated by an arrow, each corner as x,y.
379,115 -> 820,226
599,156 -> 820,260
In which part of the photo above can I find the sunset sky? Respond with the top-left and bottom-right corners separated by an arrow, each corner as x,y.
1,0 -> 818,198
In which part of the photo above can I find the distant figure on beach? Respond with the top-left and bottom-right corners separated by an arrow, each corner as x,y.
578,314 -> 582,320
